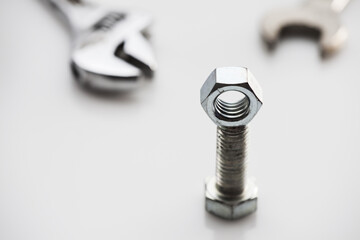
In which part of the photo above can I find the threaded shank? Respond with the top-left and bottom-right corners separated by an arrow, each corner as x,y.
215,125 -> 248,196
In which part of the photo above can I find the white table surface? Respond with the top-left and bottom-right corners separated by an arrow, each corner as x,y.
1,0 -> 360,239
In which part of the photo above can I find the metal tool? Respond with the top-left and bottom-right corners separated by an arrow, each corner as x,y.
45,0 -> 157,91
200,67 -> 263,220
261,0 -> 351,57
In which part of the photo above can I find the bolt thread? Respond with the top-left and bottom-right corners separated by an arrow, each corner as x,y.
215,125 -> 248,196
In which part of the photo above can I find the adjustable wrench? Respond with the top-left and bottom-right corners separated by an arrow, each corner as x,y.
261,0 -> 351,57
45,0 -> 157,91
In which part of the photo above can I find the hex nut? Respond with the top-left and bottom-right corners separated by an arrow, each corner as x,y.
205,177 -> 258,220
200,67 -> 263,127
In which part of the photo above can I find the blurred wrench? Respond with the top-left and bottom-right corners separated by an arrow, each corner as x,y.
45,0 -> 157,91
261,0 -> 351,57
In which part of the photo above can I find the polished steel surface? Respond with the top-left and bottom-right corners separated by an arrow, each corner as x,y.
2,0 -> 360,237
200,67 -> 263,220
45,0 -> 157,91
261,0 -> 351,57
201,67 -> 263,128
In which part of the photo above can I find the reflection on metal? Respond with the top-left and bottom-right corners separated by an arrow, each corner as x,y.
261,0 -> 351,57
45,0 -> 157,91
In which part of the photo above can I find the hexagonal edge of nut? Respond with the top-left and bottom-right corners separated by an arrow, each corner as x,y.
200,67 -> 263,127
205,177 -> 258,220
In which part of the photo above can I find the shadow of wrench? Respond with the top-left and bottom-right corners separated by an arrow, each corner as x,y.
45,0 -> 157,91
261,0 -> 351,58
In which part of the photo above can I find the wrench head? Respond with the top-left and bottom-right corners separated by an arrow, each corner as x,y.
261,4 -> 348,57
71,11 -> 157,91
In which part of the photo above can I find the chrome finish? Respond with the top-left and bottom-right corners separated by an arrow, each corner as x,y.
261,0 -> 351,57
200,67 -> 263,220
45,0 -> 157,91
311,0 -> 351,13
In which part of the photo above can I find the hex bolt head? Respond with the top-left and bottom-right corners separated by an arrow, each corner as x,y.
200,67 -> 263,220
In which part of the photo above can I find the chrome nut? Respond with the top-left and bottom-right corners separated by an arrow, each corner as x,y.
200,67 -> 263,127
205,177 -> 257,220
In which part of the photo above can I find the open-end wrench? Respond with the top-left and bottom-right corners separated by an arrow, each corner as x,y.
261,0 -> 351,57
45,0 -> 157,91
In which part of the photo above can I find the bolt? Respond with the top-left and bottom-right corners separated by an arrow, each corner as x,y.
200,67 -> 263,220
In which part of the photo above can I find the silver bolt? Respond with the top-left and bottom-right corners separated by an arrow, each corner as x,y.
200,67 -> 263,220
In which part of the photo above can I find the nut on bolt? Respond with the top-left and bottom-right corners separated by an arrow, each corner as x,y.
200,67 -> 263,220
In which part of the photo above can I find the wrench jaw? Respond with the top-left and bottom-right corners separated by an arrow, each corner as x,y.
71,60 -> 143,92
120,32 -> 157,78
70,11 -> 157,92
261,6 -> 347,58
71,42 -> 155,91
320,25 -> 348,58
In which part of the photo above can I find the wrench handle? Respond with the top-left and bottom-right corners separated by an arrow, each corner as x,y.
308,0 -> 351,12
46,0 -> 105,35
331,0 -> 351,12
47,0 -> 85,15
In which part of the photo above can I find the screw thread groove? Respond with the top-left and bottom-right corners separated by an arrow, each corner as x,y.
215,125 -> 247,196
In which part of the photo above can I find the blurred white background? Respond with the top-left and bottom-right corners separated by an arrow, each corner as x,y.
0,0 -> 360,239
